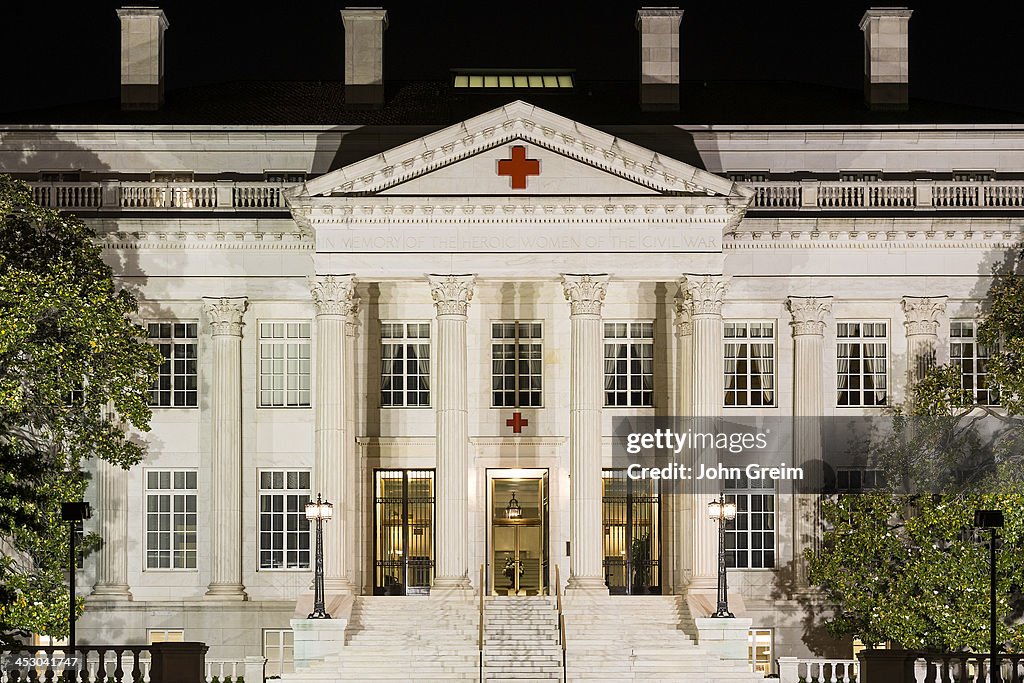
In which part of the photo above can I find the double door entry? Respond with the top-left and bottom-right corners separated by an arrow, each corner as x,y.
489,470 -> 549,596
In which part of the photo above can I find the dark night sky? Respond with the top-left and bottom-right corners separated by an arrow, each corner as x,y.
3,1 -> 1024,114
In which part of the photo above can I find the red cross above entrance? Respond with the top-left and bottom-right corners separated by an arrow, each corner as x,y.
505,412 -> 529,433
497,145 -> 540,190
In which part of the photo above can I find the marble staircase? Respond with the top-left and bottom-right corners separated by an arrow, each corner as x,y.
289,595 -> 480,681
484,596 -> 563,681
563,594 -> 764,683
286,593 -> 764,682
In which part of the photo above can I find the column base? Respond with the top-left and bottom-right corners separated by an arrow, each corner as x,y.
204,584 -> 248,601
431,575 -> 473,596
565,576 -> 609,595
323,577 -> 356,594
89,585 -> 133,601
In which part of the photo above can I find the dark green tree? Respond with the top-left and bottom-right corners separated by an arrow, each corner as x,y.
808,248 -> 1024,651
0,177 -> 161,643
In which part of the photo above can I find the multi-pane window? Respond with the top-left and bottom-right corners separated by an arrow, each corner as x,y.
145,471 -> 197,570
603,322 -> 654,407
950,320 -> 997,405
259,322 -> 311,407
147,322 -> 198,408
148,629 -> 184,643
491,322 -> 543,407
380,322 -> 431,407
264,629 -> 295,677
748,629 -> 773,675
724,476 -> 775,569
724,322 -> 776,407
837,321 -> 888,406
258,471 -> 311,570
836,468 -> 885,492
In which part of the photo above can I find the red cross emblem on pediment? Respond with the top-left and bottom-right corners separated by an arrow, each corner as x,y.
497,145 -> 540,190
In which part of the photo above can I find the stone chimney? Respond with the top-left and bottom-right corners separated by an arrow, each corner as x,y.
340,7 -> 388,108
859,7 -> 913,111
116,6 -> 169,111
635,7 -> 683,112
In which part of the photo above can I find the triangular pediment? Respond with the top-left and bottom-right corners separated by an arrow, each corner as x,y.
295,101 -> 751,200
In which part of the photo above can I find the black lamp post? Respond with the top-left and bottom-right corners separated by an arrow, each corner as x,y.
305,493 -> 334,619
975,509 -> 1004,683
707,494 -> 737,618
60,501 -> 91,682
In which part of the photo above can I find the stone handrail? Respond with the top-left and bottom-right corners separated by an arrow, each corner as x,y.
778,656 -> 859,682
27,180 -> 297,212
747,179 -> 1024,210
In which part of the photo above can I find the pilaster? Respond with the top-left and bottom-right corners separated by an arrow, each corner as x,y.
786,296 -> 832,585
90,458 -> 132,600
202,296 -> 248,600
902,296 -> 947,386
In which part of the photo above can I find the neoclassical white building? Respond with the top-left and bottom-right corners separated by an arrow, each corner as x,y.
3,5 -> 1022,681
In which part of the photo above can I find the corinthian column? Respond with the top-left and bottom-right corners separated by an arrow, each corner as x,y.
683,275 -> 729,591
561,274 -> 609,593
203,296 -> 248,600
90,459 -> 132,600
429,274 -> 475,592
902,296 -> 947,387
310,275 -> 356,595
787,296 -> 832,585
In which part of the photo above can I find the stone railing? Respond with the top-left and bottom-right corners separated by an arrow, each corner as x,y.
28,181 -> 297,212
0,642 -> 211,682
778,656 -> 859,682
747,179 -> 1024,211
781,650 -> 1024,683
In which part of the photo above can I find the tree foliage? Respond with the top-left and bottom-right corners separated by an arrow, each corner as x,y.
808,248 -> 1024,651
0,177 -> 160,643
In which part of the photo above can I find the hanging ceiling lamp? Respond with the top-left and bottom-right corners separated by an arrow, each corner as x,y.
505,491 -> 522,519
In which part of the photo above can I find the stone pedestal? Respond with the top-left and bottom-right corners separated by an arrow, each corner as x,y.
694,617 -> 753,663
203,296 -> 248,600
291,616 -> 351,670
310,275 -> 358,595
429,274 -> 475,591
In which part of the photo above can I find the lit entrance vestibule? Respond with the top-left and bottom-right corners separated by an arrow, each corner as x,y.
488,469 -> 549,596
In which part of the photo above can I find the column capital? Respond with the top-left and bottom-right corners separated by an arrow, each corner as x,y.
202,297 -> 247,336
901,296 -> 947,336
561,274 -> 609,316
787,296 -> 833,336
674,292 -> 693,337
682,275 -> 729,316
428,274 -> 475,316
310,275 -> 356,316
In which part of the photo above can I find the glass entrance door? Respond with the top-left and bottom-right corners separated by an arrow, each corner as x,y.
602,469 -> 661,594
490,473 -> 548,596
373,469 -> 435,595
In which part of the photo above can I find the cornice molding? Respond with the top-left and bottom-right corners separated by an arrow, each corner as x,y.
95,229 -> 313,250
